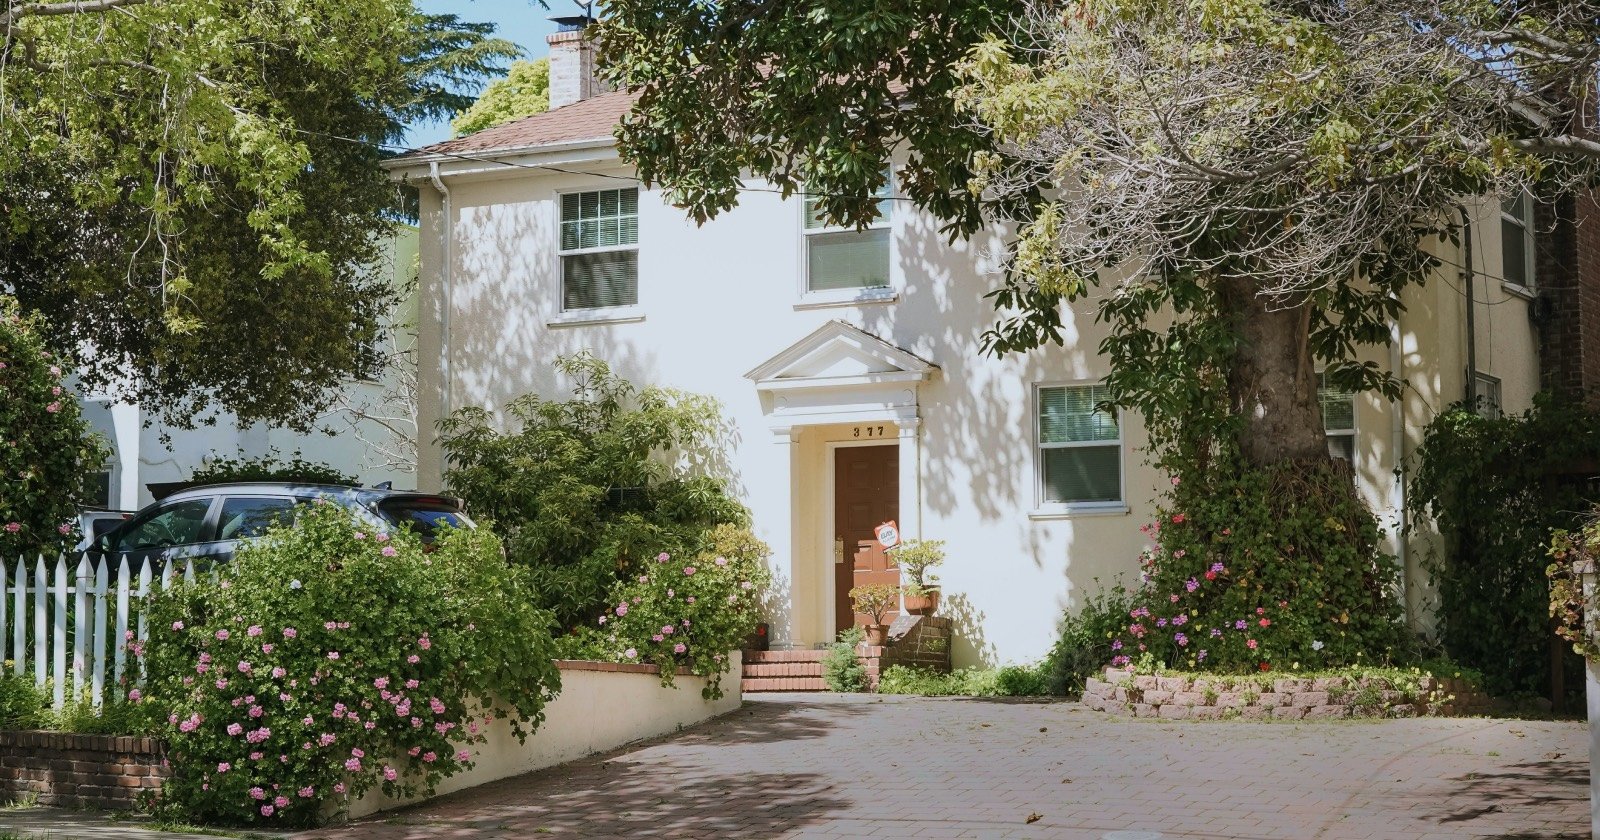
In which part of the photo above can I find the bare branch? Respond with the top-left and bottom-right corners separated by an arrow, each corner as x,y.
1,0 -> 147,28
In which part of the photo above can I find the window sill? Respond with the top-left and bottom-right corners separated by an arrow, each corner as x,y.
1028,504 -> 1129,521
1500,282 -> 1536,302
793,288 -> 898,311
547,307 -> 645,328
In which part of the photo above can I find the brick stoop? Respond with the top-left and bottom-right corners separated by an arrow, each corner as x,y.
741,650 -> 828,692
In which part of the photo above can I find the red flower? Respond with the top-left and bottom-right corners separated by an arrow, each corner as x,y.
1259,662 -> 1271,671
1258,618 -> 1270,627
1204,571 -> 1217,580
1171,514 -> 1186,524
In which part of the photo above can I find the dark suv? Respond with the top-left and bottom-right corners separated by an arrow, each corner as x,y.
89,483 -> 474,570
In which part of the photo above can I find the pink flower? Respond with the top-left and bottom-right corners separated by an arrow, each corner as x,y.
661,625 -> 674,635
615,604 -> 629,617
1246,639 -> 1259,650
407,654 -> 420,664
404,679 -> 419,689
417,636 -> 431,650
327,651 -> 340,660
249,787 -> 267,800
683,566 -> 696,576
383,766 -> 398,781
1171,513 -> 1185,524
45,402 -> 60,413
422,751 -> 437,763
374,677 -> 389,689
171,621 -> 184,631
298,786 -> 314,798
282,627 -> 297,639
351,747 -> 365,758
686,596 -> 696,604
238,660 -> 252,673
318,733 -> 336,746
249,705 -> 263,718
260,805 -> 274,817
408,745 -> 422,756
673,643 -> 686,654
2,523 -> 19,534
714,557 -> 728,566
274,795 -> 289,808
344,758 -> 362,771
456,750 -> 471,761
656,552 -> 670,563
333,782 -> 347,795
624,648 -> 637,659
271,666 -> 286,678
354,532 -> 366,540
249,751 -> 263,761
652,634 -> 664,642
247,625 -> 262,637
227,723 -> 244,736
215,629 -> 230,640
381,546 -> 398,557
375,532 -> 390,542
216,762 -> 231,773
429,697 -> 445,714
56,523 -> 70,535
302,716 -> 314,726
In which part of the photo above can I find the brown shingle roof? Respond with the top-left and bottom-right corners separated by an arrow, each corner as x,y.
402,90 -> 637,159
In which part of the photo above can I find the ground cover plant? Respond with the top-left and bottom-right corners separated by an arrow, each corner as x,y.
875,665 -> 1049,697
821,628 -> 867,693
1040,579 -> 1138,697
564,524 -> 769,699
139,503 -> 559,827
438,353 -> 748,633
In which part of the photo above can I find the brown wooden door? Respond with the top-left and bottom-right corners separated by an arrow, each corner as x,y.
834,445 -> 900,634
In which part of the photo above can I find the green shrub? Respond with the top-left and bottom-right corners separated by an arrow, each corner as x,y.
52,693 -> 152,736
140,503 -> 559,827
876,665 -> 1049,697
821,628 -> 866,692
0,296 -> 109,554
561,524 -> 769,699
0,674 -> 49,729
191,452 -> 358,487
1414,396 -> 1599,698
437,353 -> 749,633
1114,457 -> 1412,674
1041,579 -> 1137,696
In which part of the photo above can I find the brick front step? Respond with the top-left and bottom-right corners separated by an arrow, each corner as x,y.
743,662 -> 824,678
742,677 -> 829,692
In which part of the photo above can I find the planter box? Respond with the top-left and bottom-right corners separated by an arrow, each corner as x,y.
345,651 -> 742,819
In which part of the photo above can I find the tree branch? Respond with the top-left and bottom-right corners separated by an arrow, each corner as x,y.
1,0 -> 148,28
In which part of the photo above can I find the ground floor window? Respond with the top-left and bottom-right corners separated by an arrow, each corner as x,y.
1037,383 -> 1122,506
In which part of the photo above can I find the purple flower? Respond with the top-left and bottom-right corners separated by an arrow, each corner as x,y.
1185,578 -> 1199,592
1174,632 -> 1189,647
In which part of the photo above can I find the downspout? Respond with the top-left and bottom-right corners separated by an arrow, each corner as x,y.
1460,205 -> 1478,405
428,161 -> 453,421
1389,306 -> 1409,620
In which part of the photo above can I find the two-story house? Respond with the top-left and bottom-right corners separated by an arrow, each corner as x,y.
385,25 -> 1546,667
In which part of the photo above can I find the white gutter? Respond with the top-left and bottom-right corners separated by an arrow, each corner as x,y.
428,161 -> 453,421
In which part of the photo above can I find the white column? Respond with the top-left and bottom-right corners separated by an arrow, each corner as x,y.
770,426 -> 802,649
896,418 -> 922,541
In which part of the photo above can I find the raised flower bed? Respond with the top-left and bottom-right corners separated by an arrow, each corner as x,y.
1082,667 -> 1504,719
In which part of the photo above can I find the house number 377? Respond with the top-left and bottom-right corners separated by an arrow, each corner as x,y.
853,426 -> 886,438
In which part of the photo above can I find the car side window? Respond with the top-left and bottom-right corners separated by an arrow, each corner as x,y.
118,499 -> 214,551
216,497 -> 298,541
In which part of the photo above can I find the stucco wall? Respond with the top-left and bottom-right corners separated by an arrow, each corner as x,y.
403,155 -> 1540,666
347,654 -> 741,819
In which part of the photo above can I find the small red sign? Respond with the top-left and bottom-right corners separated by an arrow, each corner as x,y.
875,520 -> 900,550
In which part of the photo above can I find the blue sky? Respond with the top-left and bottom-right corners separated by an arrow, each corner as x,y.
404,0 -> 566,149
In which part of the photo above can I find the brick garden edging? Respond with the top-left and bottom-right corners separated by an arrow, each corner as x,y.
1082,666 -> 1505,720
0,731 -> 167,809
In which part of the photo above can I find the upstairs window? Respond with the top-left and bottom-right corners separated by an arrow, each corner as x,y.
1319,371 -> 1356,463
560,187 -> 639,310
803,172 -> 892,293
1501,190 -> 1536,291
1037,383 -> 1122,506
1474,372 -> 1503,419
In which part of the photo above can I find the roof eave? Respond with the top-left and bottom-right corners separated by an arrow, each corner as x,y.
382,136 -> 619,178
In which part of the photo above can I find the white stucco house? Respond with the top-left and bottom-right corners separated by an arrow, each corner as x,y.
75,226 -> 422,511
385,28 -> 1545,667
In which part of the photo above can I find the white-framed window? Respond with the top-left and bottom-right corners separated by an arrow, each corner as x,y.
1501,190 -> 1536,291
1318,370 -> 1356,463
802,171 -> 893,297
1036,383 -> 1123,508
559,187 -> 639,311
1473,372 -> 1503,419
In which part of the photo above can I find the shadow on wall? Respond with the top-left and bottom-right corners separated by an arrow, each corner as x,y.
759,563 -> 794,649
940,591 -> 995,668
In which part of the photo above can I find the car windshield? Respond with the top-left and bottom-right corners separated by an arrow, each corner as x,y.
375,498 -> 473,543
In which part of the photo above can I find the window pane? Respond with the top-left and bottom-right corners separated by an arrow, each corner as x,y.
1043,446 -> 1121,503
119,499 -> 213,551
1326,434 -> 1355,462
808,228 -> 889,290
599,217 -> 619,248
562,192 -> 580,221
561,221 -> 580,251
580,191 -> 599,218
1040,385 -> 1118,443
561,189 -> 639,249
1502,217 -> 1528,287
563,251 -> 639,309
217,498 -> 298,541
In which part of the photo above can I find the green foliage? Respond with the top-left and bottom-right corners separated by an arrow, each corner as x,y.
452,59 -> 550,136
1410,396 -> 1600,697
1549,515 -> 1600,660
0,675 -> 50,730
821,628 -> 866,693
890,539 -> 944,592
875,665 -> 1049,697
140,504 -> 559,827
52,693 -> 154,737
1115,658 -> 1482,703
848,583 -> 900,625
563,525 -> 770,699
0,4 -> 520,430
0,298 -> 109,556
437,354 -> 749,632
1041,579 -> 1137,697
191,453 -> 359,487
1114,458 -> 1412,674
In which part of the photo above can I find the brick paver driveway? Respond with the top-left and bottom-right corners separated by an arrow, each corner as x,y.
296,694 -> 1587,840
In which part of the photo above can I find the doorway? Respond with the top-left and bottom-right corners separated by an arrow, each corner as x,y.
833,444 -> 900,634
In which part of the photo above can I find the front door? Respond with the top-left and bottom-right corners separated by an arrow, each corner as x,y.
834,445 -> 900,634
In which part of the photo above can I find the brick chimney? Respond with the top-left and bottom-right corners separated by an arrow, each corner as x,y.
547,16 -> 608,110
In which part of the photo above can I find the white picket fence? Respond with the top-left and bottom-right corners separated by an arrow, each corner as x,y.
1,554 -> 196,710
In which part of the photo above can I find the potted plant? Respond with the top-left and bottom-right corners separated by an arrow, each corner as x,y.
893,539 -> 946,616
849,583 -> 900,646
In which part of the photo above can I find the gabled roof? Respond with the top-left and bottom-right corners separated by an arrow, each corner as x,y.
397,90 -> 638,161
745,321 -> 938,386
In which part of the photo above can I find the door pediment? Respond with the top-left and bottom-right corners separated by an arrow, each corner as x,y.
745,321 -> 937,426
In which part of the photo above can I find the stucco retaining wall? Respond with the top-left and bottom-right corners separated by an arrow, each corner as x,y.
347,652 -> 742,818
1082,666 -> 1503,720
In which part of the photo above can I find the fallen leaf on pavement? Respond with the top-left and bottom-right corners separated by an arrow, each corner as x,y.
1026,813 -> 1043,824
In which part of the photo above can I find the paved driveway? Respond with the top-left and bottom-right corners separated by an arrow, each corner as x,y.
293,694 -> 1587,840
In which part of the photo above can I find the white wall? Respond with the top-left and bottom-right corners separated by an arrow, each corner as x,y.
404,154 -> 1542,667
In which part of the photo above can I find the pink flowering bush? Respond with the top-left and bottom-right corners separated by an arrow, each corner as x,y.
0,296 -> 108,556
140,504 -> 559,827
1111,459 -> 1411,673
565,524 -> 769,699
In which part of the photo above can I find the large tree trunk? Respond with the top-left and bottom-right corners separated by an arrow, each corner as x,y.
1217,275 -> 1329,466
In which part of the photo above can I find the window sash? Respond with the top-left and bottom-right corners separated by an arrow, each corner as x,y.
806,228 -> 891,291
1037,384 -> 1122,505
560,188 -> 639,254
1041,445 -> 1122,504
563,250 -> 639,310
1039,384 -> 1119,444
804,171 -> 892,232
1500,191 -> 1534,289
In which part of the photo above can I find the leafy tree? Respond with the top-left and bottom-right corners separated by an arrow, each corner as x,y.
0,297 -> 110,557
436,354 -> 749,632
452,58 -> 551,136
0,5 -> 521,430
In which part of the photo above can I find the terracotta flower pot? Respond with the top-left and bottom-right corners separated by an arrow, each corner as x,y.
864,624 -> 889,646
903,587 -> 940,616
